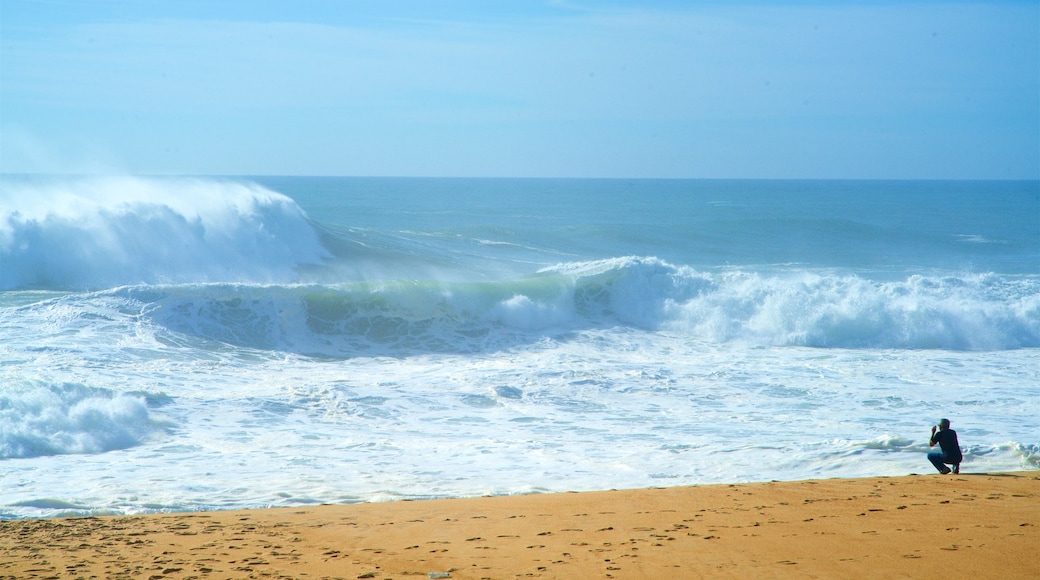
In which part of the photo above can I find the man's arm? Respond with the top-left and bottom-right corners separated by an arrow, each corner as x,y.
929,425 -> 937,447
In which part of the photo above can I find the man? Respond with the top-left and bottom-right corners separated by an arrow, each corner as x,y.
928,418 -> 963,474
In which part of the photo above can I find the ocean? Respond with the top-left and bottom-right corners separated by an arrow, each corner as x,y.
1,176 -> 1037,518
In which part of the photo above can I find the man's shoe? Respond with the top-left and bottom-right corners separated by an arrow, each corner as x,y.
940,467 -> 952,474
952,465 -> 960,474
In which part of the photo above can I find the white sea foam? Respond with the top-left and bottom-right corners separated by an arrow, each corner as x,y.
1,178 -> 1036,518
49,265 -> 1019,360
0,176 -> 330,290
2,331 -> 1035,518
0,258 -> 1020,366
489,293 -> 573,330
666,269 -> 1040,350
0,384 -> 158,459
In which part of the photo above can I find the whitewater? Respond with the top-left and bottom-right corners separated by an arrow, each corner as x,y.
1,175 -> 1037,518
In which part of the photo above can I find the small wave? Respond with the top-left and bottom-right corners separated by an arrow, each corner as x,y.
0,383 -> 164,459
0,176 -> 330,290
855,435 -> 916,451
9,498 -> 91,510
953,234 -> 1001,244
799,437 -> 1038,477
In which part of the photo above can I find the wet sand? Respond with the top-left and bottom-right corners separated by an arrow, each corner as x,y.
2,472 -> 1037,579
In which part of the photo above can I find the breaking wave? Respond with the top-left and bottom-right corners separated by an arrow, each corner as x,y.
10,257 -> 1031,356
0,384 -> 166,459
0,176 -> 330,290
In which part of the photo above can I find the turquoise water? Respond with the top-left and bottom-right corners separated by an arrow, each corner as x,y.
1,176 -> 1037,517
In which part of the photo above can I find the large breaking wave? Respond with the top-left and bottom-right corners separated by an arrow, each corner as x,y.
3,177 -> 1036,353
9,257 -> 1032,356
1,176 -> 330,290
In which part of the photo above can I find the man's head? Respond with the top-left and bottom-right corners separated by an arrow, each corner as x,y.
938,418 -> 951,429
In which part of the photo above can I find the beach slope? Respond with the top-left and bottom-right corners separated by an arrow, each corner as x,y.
2,472 -> 1037,579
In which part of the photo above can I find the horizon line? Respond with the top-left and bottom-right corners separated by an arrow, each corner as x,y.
3,172 -> 1038,182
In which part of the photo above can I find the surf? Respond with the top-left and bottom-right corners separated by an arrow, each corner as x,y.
0,176 -> 330,291
0,383 -> 168,460
9,257 -> 1032,359
2,177 -> 1038,518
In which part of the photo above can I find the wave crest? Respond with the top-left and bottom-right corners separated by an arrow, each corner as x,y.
542,257 -> 1039,350
665,268 -> 1039,350
0,176 -> 330,290
13,257 -> 1034,357
85,258 -> 1035,356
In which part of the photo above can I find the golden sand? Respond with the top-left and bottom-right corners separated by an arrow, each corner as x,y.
2,472 -> 1037,579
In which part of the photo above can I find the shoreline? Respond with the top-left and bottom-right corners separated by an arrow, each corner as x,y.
2,472 -> 1038,579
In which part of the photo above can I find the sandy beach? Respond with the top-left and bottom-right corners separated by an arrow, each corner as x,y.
2,472 -> 1037,579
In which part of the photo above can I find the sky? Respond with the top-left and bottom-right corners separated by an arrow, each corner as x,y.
1,0 -> 1037,179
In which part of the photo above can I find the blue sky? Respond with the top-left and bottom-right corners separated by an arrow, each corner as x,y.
1,1 -> 1037,178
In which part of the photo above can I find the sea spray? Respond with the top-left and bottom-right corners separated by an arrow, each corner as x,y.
9,260 -> 1030,359
0,176 -> 330,290
0,384 -> 159,459
1,177 -> 1036,518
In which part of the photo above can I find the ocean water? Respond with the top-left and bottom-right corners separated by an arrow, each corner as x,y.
1,176 -> 1037,518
